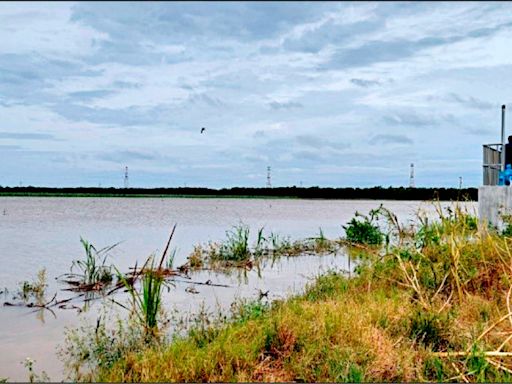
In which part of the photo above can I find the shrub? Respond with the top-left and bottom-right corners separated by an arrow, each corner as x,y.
343,209 -> 384,245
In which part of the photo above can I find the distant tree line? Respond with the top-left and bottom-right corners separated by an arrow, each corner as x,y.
0,186 -> 478,201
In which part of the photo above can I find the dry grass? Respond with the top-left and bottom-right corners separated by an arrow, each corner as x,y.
83,202 -> 512,382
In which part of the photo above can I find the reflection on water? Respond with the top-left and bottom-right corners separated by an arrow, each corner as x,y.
0,197 -> 476,381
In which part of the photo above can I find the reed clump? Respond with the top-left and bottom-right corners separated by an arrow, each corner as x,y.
93,201 -> 512,382
182,224 -> 340,272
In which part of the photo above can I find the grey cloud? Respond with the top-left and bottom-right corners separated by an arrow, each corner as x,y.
268,101 -> 303,110
383,112 -> 437,127
51,103 -> 168,127
72,2 -> 335,50
253,130 -> 266,138
280,18 -> 385,54
0,132 -> 56,140
291,150 -> 324,162
0,144 -> 22,150
464,127 -> 493,136
188,93 -> 224,108
67,90 -> 115,101
0,53 -> 98,104
112,80 -> 142,89
99,150 -> 158,163
370,134 -> 413,145
448,93 -> 494,111
350,78 -> 381,88
295,135 -> 350,151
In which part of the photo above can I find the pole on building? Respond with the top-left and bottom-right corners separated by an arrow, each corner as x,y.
502,104 -> 506,171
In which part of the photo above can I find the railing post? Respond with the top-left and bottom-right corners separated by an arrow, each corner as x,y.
502,104 -> 506,172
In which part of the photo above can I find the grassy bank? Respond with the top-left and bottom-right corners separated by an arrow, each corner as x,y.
76,203 -> 512,382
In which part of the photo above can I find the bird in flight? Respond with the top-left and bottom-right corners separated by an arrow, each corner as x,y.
200,127 -> 206,134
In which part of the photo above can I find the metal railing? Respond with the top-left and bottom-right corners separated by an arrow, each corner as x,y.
483,143 -> 502,185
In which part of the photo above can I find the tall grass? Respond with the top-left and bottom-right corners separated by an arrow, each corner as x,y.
115,225 -> 177,340
93,201 -> 512,382
116,256 -> 165,339
218,224 -> 251,262
72,238 -> 117,286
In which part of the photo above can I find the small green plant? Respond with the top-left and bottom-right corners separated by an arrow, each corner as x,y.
16,268 -> 47,303
466,345 -> 492,382
72,238 -> 117,286
409,310 -> 450,350
116,255 -> 168,340
22,357 -> 50,383
310,227 -> 334,252
343,208 -> 384,245
253,227 -> 266,258
423,356 -> 445,381
115,227 -> 177,341
59,313 -> 148,381
218,224 -> 251,262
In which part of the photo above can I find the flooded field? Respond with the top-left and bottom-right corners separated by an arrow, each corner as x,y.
0,197 -> 477,381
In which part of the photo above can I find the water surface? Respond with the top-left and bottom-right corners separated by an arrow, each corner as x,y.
0,197 -> 476,381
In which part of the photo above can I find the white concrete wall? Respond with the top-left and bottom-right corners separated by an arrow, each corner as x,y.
478,185 -> 512,230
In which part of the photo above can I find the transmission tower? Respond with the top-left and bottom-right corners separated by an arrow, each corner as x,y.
409,163 -> 415,188
459,176 -> 463,189
266,166 -> 272,188
124,166 -> 129,189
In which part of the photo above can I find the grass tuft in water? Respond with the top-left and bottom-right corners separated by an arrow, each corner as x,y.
71,238 -> 118,286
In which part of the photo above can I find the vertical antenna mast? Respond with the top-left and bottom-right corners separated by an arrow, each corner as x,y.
266,166 -> 272,188
124,166 -> 129,189
502,104 -> 506,172
459,176 -> 463,189
409,163 -> 415,188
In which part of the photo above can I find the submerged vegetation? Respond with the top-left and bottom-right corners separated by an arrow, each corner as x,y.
13,199 -> 512,382
182,224 -> 339,273
63,201 -> 512,383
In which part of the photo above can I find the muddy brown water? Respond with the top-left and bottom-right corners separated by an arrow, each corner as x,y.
0,197 -> 476,381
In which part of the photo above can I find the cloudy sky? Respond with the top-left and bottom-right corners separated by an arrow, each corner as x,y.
0,2 -> 511,188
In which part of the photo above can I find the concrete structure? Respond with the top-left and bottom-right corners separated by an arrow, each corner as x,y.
479,186 -> 512,230
479,105 -> 509,229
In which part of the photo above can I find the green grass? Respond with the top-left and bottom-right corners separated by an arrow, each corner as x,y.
71,238 -> 116,286
115,255 -> 170,341
184,224 -> 340,272
84,201 -> 512,382
15,268 -> 47,304
343,206 -> 385,245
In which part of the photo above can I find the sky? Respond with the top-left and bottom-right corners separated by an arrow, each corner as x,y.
0,1 -> 511,189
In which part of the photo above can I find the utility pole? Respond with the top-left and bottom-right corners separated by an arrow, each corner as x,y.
124,166 -> 129,189
409,163 -> 415,188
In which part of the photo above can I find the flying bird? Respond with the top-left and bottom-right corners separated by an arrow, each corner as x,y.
200,127 -> 206,134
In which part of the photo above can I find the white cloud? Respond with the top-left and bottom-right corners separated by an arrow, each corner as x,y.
0,2 -> 109,58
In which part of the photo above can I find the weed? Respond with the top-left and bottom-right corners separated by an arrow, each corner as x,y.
15,268 -> 47,304
218,224 -> 251,262
343,208 -> 384,245
71,238 -> 117,286
58,312 -> 148,381
309,227 -> 335,253
423,356 -> 445,382
116,255 -> 169,340
22,357 -> 50,383
409,310 -> 450,350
